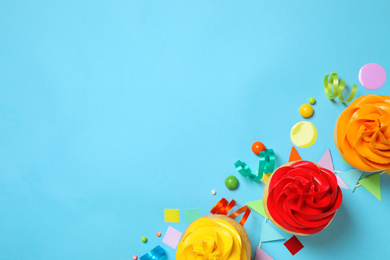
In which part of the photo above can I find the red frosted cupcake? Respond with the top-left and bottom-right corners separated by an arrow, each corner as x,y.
263,161 -> 342,235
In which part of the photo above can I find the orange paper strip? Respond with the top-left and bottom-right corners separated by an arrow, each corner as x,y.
210,198 -> 251,226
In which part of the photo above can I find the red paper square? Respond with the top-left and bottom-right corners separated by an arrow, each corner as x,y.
284,235 -> 304,256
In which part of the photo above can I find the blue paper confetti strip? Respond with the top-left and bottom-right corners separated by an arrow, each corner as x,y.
235,161 -> 262,181
338,169 -> 364,192
140,245 -> 167,260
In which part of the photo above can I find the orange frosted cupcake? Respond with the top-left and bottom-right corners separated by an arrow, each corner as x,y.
335,94 -> 390,172
263,161 -> 342,235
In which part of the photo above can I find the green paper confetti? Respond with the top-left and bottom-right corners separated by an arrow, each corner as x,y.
246,200 -> 268,219
359,173 -> 381,201
185,209 -> 200,223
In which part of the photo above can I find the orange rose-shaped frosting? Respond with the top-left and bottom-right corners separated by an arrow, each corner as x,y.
176,218 -> 247,259
265,161 -> 342,235
335,94 -> 390,172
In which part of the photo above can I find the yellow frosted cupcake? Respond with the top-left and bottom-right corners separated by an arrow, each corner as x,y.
176,199 -> 251,259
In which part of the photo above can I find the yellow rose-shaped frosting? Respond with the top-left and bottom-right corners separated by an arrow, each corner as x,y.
335,94 -> 390,172
176,218 -> 247,260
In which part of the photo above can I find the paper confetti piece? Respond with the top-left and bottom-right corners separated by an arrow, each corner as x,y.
260,222 -> 285,242
246,200 -> 268,219
255,246 -> 274,260
338,169 -> 363,192
262,173 -> 271,184
356,172 -> 365,189
340,157 -> 349,165
336,174 -> 349,189
289,146 -> 302,162
359,173 -> 381,201
185,208 -> 200,223
164,209 -> 180,223
318,149 -> 334,172
162,226 -> 182,249
284,236 -> 304,256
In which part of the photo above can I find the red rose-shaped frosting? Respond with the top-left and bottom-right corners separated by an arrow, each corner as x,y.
266,161 -> 342,235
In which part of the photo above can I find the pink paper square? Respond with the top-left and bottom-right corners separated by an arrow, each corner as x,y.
162,226 -> 182,249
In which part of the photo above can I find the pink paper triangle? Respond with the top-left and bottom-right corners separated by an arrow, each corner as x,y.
318,149 -> 334,172
336,174 -> 349,189
255,247 -> 274,260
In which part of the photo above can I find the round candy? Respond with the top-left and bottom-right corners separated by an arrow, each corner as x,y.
359,63 -> 386,90
251,141 -> 266,155
141,236 -> 147,243
156,232 -> 161,237
132,256 -> 138,260
299,104 -> 314,118
309,97 -> 316,105
290,121 -> 318,148
225,175 -> 239,190
211,190 -> 216,195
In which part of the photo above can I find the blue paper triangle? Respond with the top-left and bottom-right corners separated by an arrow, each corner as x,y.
338,169 -> 363,192
260,222 -> 285,242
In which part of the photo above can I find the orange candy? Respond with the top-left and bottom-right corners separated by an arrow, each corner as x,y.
252,142 -> 266,155
335,94 -> 390,172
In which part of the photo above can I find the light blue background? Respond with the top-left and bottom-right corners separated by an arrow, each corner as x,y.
1,1 -> 389,259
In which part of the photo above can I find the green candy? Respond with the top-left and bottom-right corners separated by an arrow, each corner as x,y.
141,236 -> 147,243
225,175 -> 239,190
309,97 -> 316,105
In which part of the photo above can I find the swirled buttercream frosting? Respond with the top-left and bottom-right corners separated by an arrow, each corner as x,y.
176,217 -> 247,259
264,161 -> 342,235
335,94 -> 390,172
